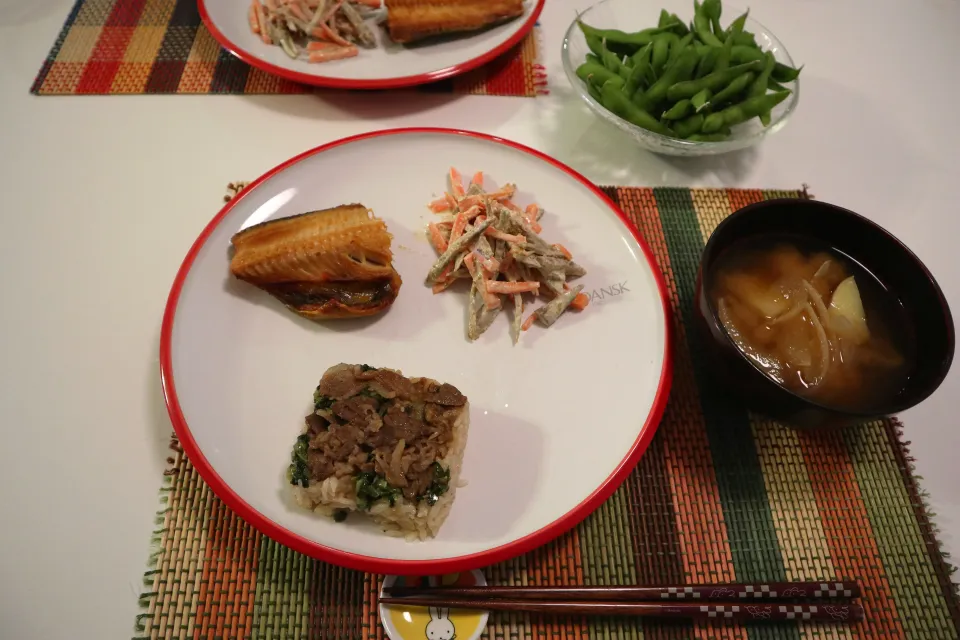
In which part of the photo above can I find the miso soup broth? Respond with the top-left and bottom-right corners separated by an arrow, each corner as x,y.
710,235 -> 914,411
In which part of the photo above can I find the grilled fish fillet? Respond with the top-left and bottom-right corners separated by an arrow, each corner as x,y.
385,0 -> 525,44
229,204 -> 403,320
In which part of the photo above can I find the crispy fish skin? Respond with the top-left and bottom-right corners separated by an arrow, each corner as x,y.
230,204 -> 394,284
385,0 -> 525,44
229,204 -> 403,320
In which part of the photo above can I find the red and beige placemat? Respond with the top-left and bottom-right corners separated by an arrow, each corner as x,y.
135,185 -> 960,640
31,0 -> 548,97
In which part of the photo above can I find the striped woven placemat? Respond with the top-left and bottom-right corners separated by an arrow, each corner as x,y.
136,186 -> 960,640
31,0 -> 547,96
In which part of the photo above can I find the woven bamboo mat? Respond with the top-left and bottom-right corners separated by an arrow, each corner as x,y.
136,186 -> 960,640
31,0 -> 547,96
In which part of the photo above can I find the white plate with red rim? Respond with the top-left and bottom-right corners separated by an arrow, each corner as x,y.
198,0 -> 545,89
161,128 -> 672,574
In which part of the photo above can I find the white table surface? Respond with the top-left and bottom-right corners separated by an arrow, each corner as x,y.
1,0 -> 958,637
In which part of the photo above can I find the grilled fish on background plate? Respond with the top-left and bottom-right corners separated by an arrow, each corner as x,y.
385,0 -> 526,44
229,204 -> 403,319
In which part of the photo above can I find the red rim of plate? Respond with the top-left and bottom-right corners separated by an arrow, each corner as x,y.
197,0 -> 546,90
160,127 -> 674,574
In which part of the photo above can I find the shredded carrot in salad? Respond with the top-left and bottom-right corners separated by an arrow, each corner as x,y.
424,168 -> 589,343
571,293 -> 590,310
247,0 -> 383,64
428,196 -> 450,212
427,223 -> 449,253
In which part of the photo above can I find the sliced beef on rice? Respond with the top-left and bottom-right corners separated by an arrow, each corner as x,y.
302,363 -> 466,500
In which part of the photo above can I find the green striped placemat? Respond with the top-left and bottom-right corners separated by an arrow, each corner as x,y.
136,186 -> 959,639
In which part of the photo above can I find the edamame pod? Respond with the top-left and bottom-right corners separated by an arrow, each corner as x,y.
714,6 -> 744,73
663,99 -> 693,120
767,79 -> 789,92
576,61 -> 623,89
691,87 -> 713,112
669,13 -> 690,36
748,52 -> 776,99
673,113 -> 705,138
625,44 -> 653,96
714,33 -> 735,73
601,80 -> 674,136
694,2 -> 722,46
747,51 -> 777,123
710,70 -> 755,108
730,45 -> 765,64
585,34 -> 604,57
702,0 -> 723,37
695,47 -> 721,78
636,48 -> 700,111
701,90 -> 791,133
652,33 -> 678,75
667,60 -> 762,100
578,21 -> 671,49
725,10 -> 749,38
666,33 -> 695,68
731,32 -> 757,48
600,40 -> 625,74
772,62 -> 803,83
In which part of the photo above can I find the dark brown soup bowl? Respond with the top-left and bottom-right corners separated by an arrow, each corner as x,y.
694,199 -> 955,429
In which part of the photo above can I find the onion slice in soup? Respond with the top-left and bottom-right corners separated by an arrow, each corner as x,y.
802,280 -> 834,339
803,302 -> 831,386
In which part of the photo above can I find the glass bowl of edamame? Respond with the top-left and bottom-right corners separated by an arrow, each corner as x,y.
561,0 -> 800,156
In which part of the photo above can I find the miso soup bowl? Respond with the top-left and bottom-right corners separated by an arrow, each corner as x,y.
694,199 -> 955,429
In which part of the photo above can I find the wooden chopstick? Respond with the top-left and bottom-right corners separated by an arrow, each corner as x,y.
383,581 -> 861,603
377,597 -> 864,623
